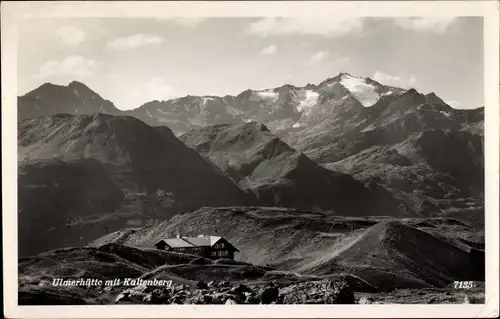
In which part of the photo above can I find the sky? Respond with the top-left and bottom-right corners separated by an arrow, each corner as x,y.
17,17 -> 483,110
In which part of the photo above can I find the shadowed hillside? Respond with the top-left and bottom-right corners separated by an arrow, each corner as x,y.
18,158 -> 124,256
326,129 -> 484,225
18,114 -> 256,256
180,122 -> 403,216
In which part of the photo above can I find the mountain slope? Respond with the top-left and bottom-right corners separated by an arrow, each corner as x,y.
180,122 -> 402,216
18,113 -> 255,255
284,88 -> 482,164
298,220 -> 484,289
90,207 -> 484,290
18,81 -> 120,120
325,129 -> 484,225
18,158 -> 125,256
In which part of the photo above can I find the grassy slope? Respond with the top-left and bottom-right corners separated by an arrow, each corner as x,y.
90,207 -> 484,290
297,220 -> 484,290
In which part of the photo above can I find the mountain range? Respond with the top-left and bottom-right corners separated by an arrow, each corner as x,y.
17,72 -> 484,256
18,73 -> 482,136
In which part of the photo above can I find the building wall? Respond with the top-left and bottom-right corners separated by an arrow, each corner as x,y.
173,246 -> 212,258
208,240 -> 235,259
154,240 -> 236,260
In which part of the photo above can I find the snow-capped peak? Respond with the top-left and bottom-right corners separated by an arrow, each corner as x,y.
339,74 -> 380,107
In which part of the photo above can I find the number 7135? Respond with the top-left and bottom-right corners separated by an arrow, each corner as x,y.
454,281 -> 474,289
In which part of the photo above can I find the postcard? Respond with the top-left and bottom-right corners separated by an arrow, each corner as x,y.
2,1 -> 499,318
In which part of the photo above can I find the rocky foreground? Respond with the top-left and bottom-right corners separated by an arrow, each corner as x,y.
20,277 -> 484,305
113,279 -> 355,305
18,210 -> 485,305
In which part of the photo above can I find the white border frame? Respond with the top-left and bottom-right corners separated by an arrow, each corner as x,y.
2,1 -> 499,318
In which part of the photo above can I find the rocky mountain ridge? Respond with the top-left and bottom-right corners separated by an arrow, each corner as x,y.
19,73 -> 481,136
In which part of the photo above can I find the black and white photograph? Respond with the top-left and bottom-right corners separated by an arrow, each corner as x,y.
2,1 -> 499,318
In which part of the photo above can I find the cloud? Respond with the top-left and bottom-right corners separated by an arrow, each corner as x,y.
393,17 -> 457,33
171,17 -> 207,27
245,17 -> 364,37
336,56 -> 351,66
373,71 -> 401,84
55,26 -> 86,46
32,55 -> 99,79
106,34 -> 164,50
307,51 -> 330,66
119,77 -> 181,110
373,71 -> 417,88
260,44 -> 278,55
155,17 -> 207,27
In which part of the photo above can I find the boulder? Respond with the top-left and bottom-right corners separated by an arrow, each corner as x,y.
196,280 -> 208,290
279,280 -> 355,304
245,292 -> 260,304
231,284 -> 253,295
260,286 -> 280,304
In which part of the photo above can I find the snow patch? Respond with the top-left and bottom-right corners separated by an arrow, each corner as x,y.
202,97 -> 214,104
440,111 -> 451,118
292,122 -> 301,128
243,118 -> 253,123
73,89 -> 80,98
296,90 -> 319,113
340,74 -> 380,107
157,108 -> 175,115
382,91 -> 393,96
256,90 -> 279,102
146,110 -> 153,118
